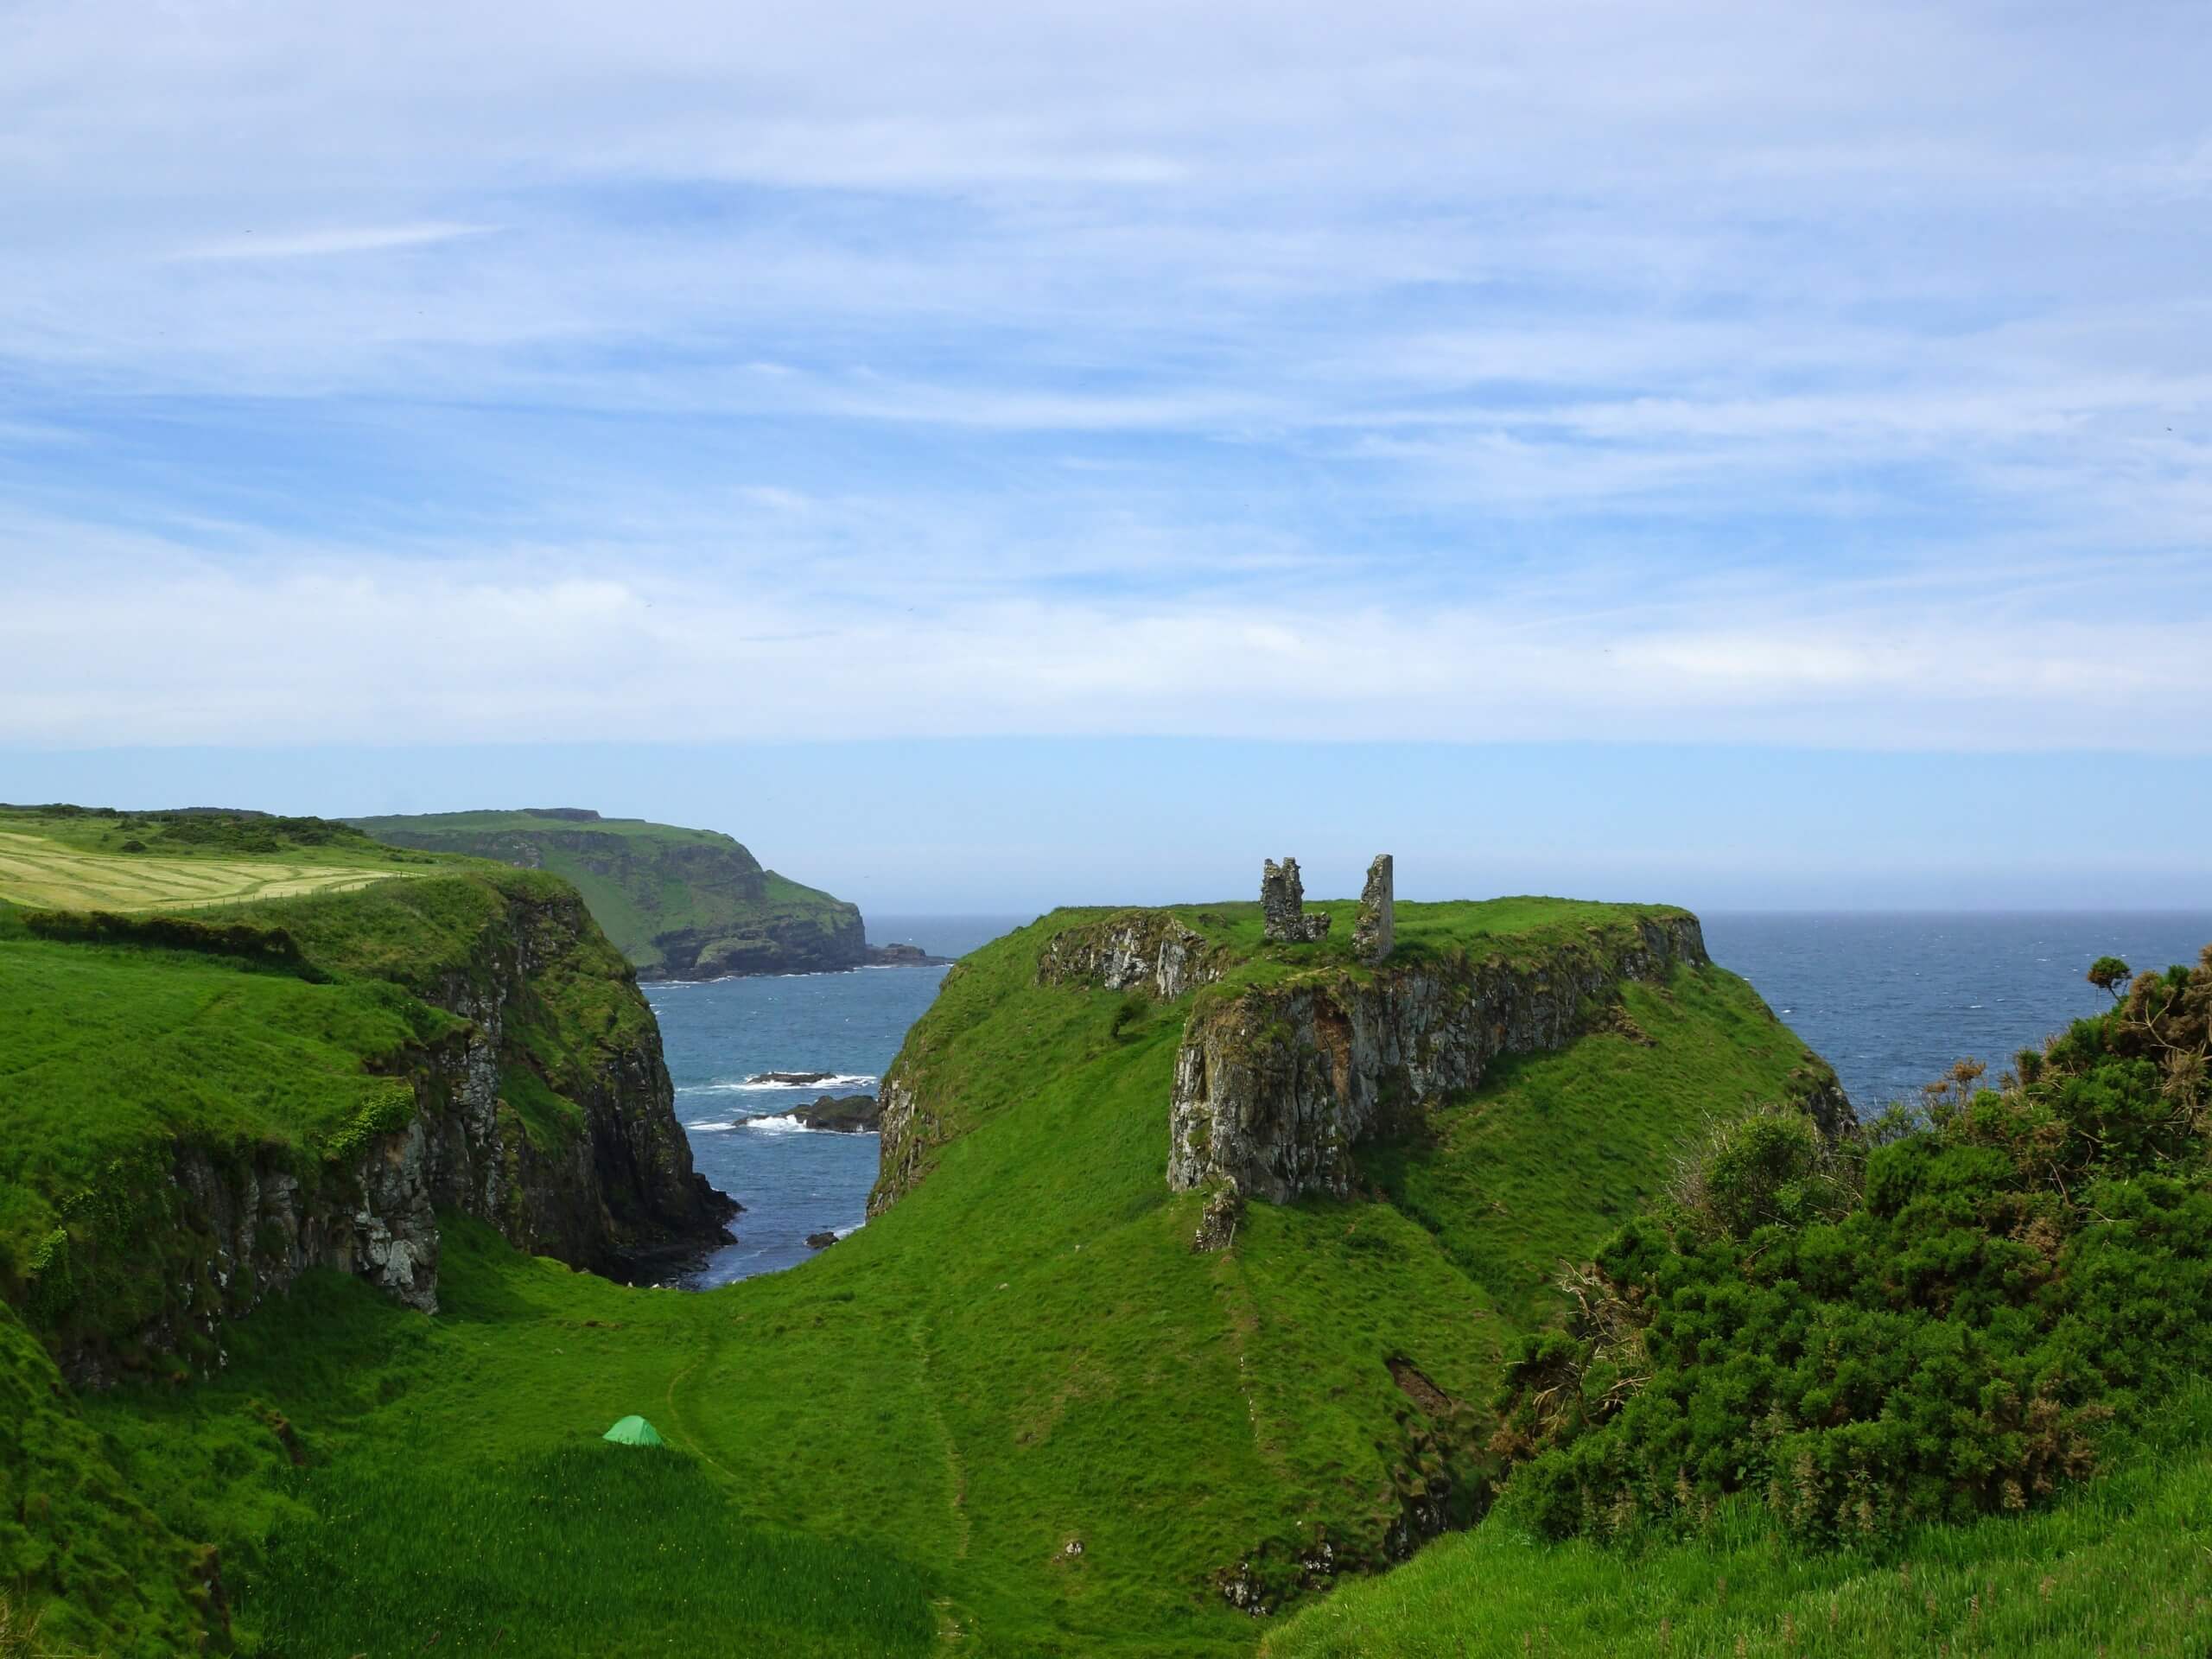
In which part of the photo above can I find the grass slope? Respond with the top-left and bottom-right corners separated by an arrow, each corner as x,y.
84,1222 -> 942,1659
1262,1384 -> 2212,1659
1363,967 -> 1827,1326
44,897 -> 1823,1656
348,808 -> 861,977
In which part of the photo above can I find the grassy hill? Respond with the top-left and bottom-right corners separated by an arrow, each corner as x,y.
10,886 -> 1847,1656
349,808 -> 864,979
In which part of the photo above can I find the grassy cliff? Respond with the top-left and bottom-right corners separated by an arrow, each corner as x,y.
348,808 -> 864,979
14,890 -> 1845,1656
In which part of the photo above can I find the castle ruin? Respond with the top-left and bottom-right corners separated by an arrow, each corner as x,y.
1354,854 -> 1394,963
1261,856 -> 1332,944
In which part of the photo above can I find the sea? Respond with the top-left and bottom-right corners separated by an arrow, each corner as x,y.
649,909 -> 2212,1286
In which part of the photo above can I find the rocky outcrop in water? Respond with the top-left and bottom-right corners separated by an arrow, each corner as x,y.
868,942 -> 953,967
764,1094 -> 882,1133
1167,913 -> 1716,1204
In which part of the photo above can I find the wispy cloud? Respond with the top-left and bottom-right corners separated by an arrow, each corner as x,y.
0,0 -> 2206,755
4,518 -> 2206,753
171,223 -> 498,262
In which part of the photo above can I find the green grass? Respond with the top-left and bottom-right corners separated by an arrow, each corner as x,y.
348,809 -> 861,977
1363,969 -> 1822,1325
0,838 -> 688,1413
79,1220 -> 941,1659
0,1298 -> 213,1656
251,1447 -> 936,1658
1262,1380 -> 2212,1659
39,899 -> 1827,1657
1158,895 -> 1695,986
0,935 -> 446,1330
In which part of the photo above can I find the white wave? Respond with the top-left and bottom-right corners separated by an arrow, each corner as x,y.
675,1074 -> 875,1098
739,1116 -> 810,1134
683,1120 -> 740,1132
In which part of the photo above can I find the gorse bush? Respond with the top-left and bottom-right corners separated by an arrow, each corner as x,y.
1494,945 -> 2212,1544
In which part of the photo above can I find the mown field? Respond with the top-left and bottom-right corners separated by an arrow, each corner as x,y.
0,809 -> 435,912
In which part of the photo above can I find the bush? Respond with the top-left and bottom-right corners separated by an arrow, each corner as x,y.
1494,943 -> 2212,1543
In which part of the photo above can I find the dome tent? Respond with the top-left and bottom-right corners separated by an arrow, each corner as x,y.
601,1414 -> 664,1446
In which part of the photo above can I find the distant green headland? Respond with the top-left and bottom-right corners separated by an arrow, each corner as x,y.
3,816 -> 2207,1656
348,807 -> 866,980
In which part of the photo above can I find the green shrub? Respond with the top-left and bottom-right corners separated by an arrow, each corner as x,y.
1495,944 -> 2212,1543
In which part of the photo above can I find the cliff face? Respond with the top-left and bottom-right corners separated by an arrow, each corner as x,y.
34,881 -> 733,1386
1168,914 -> 1715,1204
1034,909 -> 1230,1000
351,809 -> 867,979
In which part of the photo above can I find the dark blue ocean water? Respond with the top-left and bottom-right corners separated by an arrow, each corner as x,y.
1703,912 -> 2212,1112
645,915 -> 1024,1286
651,910 -> 2212,1284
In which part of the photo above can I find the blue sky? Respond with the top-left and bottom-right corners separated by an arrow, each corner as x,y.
3,1 -> 2209,910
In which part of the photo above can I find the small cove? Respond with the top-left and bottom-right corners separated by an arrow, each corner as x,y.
648,913 -> 1023,1284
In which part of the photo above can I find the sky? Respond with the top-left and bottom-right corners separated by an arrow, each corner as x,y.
3,1 -> 2209,911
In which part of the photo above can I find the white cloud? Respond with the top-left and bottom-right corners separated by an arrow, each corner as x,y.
171,223 -> 497,262
0,0 -> 2206,756
3,528 -> 2206,753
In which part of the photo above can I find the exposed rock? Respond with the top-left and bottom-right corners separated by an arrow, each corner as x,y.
1190,1184 -> 1245,1253
763,1094 -> 881,1134
1219,1561 -> 1272,1618
804,1230 -> 840,1249
1168,913 -> 1718,1203
1262,857 -> 1332,944
1036,911 -> 1228,1000
868,1072 -> 931,1218
749,1071 -> 837,1086
868,942 -> 954,967
1353,854 -> 1395,964
1792,1062 -> 1859,1143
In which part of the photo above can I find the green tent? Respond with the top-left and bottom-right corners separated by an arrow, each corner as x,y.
601,1414 -> 664,1446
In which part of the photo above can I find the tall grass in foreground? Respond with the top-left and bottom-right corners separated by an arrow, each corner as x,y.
1264,1380 -> 2212,1657
238,1443 -> 938,1658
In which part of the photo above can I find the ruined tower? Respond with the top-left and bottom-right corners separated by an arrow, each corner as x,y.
1353,854 -> 1395,963
1261,857 -> 1332,944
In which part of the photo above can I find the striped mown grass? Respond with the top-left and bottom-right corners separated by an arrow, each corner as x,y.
0,830 -> 427,912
